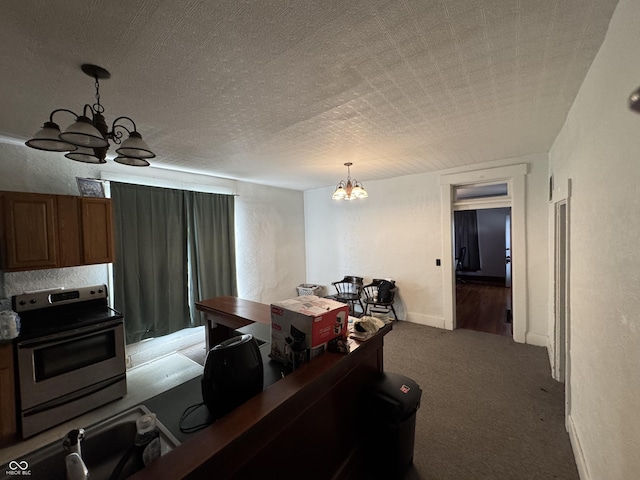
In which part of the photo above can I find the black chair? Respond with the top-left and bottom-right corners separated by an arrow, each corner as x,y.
455,247 -> 467,283
332,276 -> 364,316
456,246 -> 467,271
362,279 -> 398,320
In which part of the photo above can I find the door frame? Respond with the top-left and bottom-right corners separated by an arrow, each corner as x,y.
505,213 -> 511,288
553,200 -> 568,383
440,163 -> 528,343
549,178 -> 572,420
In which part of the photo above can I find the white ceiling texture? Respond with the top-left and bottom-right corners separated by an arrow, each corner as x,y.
0,0 -> 620,191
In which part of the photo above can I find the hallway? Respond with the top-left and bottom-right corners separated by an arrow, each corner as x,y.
456,282 -> 512,337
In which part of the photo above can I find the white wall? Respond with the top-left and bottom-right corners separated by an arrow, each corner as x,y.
305,171 -> 444,324
235,181 -> 306,303
304,153 -> 550,343
549,0 -> 640,478
0,142 -> 306,308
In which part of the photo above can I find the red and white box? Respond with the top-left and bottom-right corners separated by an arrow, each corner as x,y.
270,296 -> 349,368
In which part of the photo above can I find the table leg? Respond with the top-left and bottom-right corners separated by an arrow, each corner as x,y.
205,318 -> 236,352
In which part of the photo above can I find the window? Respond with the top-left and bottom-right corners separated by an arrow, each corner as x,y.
454,183 -> 508,201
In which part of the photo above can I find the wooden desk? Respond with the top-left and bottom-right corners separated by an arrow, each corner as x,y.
132,297 -> 392,480
196,296 -> 270,351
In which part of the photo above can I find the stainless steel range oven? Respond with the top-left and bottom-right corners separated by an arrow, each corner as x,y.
12,285 -> 126,438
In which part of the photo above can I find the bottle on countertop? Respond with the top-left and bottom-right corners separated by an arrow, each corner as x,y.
135,413 -> 161,465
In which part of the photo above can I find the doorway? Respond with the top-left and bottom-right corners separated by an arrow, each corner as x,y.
554,197 -> 572,426
454,207 -> 513,337
440,163 -> 528,343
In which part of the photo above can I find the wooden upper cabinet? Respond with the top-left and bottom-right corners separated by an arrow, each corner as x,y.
80,197 -> 114,265
57,195 -> 82,267
0,192 -> 115,271
0,192 -> 58,270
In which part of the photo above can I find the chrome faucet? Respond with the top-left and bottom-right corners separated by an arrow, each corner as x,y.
64,429 -> 89,480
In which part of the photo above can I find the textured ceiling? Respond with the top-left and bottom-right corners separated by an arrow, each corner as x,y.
0,0 -> 619,191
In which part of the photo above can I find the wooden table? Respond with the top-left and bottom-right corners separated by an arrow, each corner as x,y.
132,296 -> 392,480
196,295 -> 271,351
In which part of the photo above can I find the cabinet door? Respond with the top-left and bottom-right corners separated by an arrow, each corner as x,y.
2,192 -> 58,270
0,344 -> 16,446
81,197 -> 114,264
57,195 -> 82,267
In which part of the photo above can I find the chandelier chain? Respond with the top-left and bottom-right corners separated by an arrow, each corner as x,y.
93,78 -> 104,114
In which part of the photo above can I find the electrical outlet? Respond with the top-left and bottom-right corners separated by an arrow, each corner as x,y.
436,259 -> 441,266
126,355 -> 133,369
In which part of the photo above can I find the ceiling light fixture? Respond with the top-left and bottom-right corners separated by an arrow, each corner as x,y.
26,64 -> 155,167
332,162 -> 368,200
630,86 -> 640,113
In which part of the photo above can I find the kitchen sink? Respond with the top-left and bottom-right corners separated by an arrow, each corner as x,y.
15,405 -> 180,480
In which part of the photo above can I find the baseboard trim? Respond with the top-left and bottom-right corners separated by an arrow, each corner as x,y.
567,414 -> 590,480
547,342 -> 559,381
525,332 -> 548,347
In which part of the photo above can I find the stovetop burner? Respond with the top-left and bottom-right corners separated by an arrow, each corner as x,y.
12,285 -> 123,341
17,305 -> 123,340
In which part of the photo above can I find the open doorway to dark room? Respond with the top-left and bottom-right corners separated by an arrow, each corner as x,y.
455,207 -> 512,337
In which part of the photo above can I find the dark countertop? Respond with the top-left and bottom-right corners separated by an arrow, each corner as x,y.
131,321 -> 391,480
142,342 -> 291,443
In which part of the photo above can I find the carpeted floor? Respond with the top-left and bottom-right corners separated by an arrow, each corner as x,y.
384,321 -> 578,480
178,321 -> 577,479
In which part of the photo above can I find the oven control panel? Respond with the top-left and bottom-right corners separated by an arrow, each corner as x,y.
12,285 -> 108,312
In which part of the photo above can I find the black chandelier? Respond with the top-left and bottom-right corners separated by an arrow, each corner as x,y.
26,64 -> 155,167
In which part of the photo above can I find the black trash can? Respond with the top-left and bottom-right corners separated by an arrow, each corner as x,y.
361,372 -> 422,480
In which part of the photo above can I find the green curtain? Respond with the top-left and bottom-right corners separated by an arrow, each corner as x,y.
111,182 -> 236,344
187,190 -> 237,323
454,210 -> 481,272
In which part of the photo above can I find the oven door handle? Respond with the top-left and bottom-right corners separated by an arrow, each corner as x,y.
17,320 -> 123,348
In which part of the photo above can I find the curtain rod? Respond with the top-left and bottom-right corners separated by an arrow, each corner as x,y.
97,171 -> 239,196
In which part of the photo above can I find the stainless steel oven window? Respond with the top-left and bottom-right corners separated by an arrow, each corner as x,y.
33,329 -> 117,381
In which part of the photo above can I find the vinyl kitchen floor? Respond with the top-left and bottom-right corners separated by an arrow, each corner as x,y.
1,349 -> 204,465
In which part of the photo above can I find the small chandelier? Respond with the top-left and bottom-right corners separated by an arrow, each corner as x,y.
26,64 -> 155,167
332,162 -> 368,200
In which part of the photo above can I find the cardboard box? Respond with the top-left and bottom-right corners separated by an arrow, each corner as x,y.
270,296 -> 349,368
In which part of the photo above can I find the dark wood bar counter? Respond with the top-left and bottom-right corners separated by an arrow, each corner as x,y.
131,296 -> 392,480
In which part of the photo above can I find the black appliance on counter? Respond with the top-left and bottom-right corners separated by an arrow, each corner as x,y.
202,334 -> 263,420
12,284 -> 126,438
